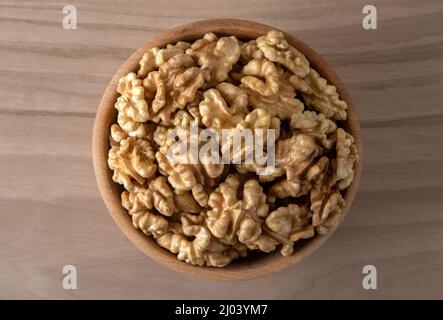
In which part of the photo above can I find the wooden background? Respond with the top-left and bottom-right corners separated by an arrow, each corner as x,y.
1,0 -> 442,299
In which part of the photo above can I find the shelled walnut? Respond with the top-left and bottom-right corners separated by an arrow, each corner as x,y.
107,30 -> 359,267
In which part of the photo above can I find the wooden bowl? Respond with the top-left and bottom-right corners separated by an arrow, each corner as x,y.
92,19 -> 363,281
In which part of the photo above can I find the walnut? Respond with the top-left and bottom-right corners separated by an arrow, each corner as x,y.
241,66 -> 304,120
266,135 -> 323,194
305,156 -> 330,182
158,54 -> 208,107
117,113 -> 148,138
153,125 -> 168,147
269,179 -> 312,198
191,184 -> 209,207
171,107 -> 202,128
116,114 -> 157,140
123,181 -> 202,228
156,151 -> 204,193
228,108 -> 281,168
173,192 -> 201,213
256,133 -> 320,185
186,33 -> 241,87
170,110 -> 195,128
156,214 -> 212,266
138,41 -> 191,78
108,137 -> 157,191
120,176 -> 175,217
315,206 -> 343,235
335,128 -> 358,190
290,110 -> 337,149
264,204 -> 314,256
277,134 -> 319,173
110,124 -> 128,146
311,186 -> 345,235
256,30 -> 310,77
121,191 -> 169,238
258,134 -> 319,183
206,175 -> 268,246
205,175 -> 242,244
157,233 -> 204,265
199,82 -> 248,129
246,234 -> 278,253
162,216 -> 247,267
129,210 -> 169,238
148,176 -> 176,216
268,156 -> 329,199
289,74 -> 310,92
240,40 -> 265,63
237,108 -> 281,145
143,54 -> 207,124
241,59 -> 279,96
155,127 -> 224,195
204,239 -> 248,267
188,105 -> 203,124
158,213 -> 245,267
171,92 -> 203,127
121,187 -> 153,213
116,73 -> 149,122
299,69 -> 348,121
306,157 -> 346,234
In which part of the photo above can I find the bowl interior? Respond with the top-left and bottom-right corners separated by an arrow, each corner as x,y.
92,19 -> 363,281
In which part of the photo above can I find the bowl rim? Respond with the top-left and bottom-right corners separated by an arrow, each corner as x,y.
92,18 -> 363,281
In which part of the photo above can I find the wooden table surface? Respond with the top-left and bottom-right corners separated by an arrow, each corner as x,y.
1,0 -> 443,299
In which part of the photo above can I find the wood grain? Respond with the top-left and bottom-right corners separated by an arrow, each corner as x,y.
1,0 -> 443,298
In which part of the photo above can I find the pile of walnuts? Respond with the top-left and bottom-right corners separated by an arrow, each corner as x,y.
108,30 -> 359,267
